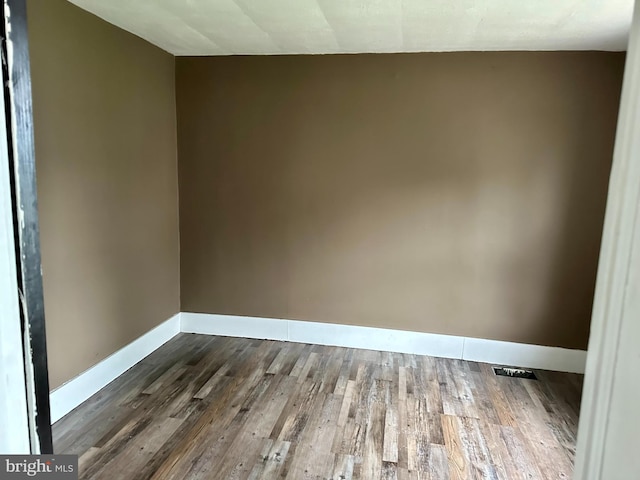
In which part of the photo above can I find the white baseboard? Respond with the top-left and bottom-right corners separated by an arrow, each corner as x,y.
49,313 -> 181,423
181,313 -> 465,359
51,311 -> 587,423
182,313 -> 290,342
181,312 -> 587,374
287,319 -> 466,360
462,337 -> 587,374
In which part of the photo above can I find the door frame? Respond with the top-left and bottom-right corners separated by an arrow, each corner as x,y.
0,16 -> 30,452
573,0 -> 640,477
0,0 -> 52,454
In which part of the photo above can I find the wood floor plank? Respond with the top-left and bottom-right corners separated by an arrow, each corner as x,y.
383,400 -> 399,463
494,424 -> 545,480
456,416 -> 499,479
429,444 -> 451,480
441,414 -> 469,480
437,359 -> 478,419
248,439 -> 291,479
93,417 -> 183,480
397,387 -> 410,470
478,363 -> 519,428
330,454 -> 355,480
148,368 -> 267,479
361,401 -> 386,479
333,349 -> 355,396
52,334 -> 583,480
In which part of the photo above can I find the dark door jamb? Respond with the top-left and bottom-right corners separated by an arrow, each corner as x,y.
1,0 -> 53,453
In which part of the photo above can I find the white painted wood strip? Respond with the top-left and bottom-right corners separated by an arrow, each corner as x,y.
180,313 -> 289,341
287,319 -> 464,360
180,312 -> 585,373
49,313 -> 181,423
462,337 -> 586,374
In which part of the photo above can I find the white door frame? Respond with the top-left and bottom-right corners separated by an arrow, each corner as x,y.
573,0 -> 640,478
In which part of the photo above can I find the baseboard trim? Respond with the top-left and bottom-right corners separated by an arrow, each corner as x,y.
50,311 -> 587,423
49,314 -> 181,424
181,312 -> 587,374
462,337 -> 587,374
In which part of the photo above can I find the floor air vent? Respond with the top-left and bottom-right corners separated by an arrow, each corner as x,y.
492,366 -> 537,380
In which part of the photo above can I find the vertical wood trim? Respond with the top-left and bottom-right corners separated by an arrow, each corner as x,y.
573,1 -> 640,478
2,0 -> 52,453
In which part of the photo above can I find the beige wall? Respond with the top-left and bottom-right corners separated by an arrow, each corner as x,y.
29,0 -> 180,388
177,53 -> 624,350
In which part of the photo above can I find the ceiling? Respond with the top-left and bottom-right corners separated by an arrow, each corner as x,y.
68,0 -> 633,56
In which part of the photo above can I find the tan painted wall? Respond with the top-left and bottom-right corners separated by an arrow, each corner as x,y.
28,0 -> 180,389
177,53 -> 624,350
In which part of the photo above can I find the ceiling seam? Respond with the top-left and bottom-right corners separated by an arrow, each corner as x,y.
166,14 -> 237,55
399,0 -> 407,51
163,11 -> 226,54
314,0 -> 346,51
229,0 -> 285,54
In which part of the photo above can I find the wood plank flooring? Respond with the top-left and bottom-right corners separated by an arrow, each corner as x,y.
53,333 -> 583,479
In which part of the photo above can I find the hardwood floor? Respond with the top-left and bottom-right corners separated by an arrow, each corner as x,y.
53,333 -> 583,479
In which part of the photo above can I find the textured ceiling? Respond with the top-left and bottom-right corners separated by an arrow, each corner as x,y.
68,0 -> 633,55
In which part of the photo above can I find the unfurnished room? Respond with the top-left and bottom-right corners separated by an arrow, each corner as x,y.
1,0 -> 639,479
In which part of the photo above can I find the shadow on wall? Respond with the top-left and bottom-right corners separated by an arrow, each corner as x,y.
528,68 -> 621,350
